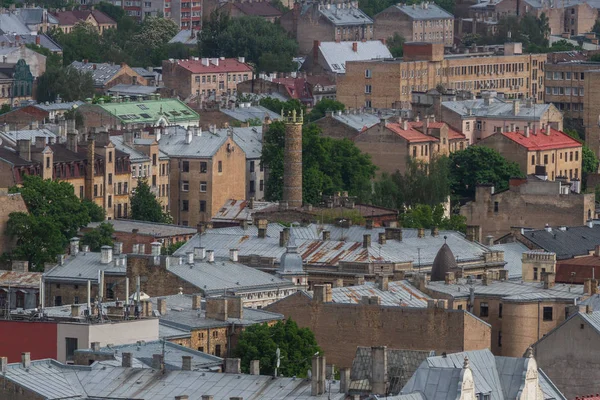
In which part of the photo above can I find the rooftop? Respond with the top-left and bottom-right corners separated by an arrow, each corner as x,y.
91,99 -> 199,125
0,33 -> 62,52
70,61 -> 136,87
172,57 -> 252,74
158,125 -> 228,158
52,9 -> 116,26
522,224 -> 600,259
230,1 -> 282,17
317,4 -> 373,26
490,241 -> 529,279
107,84 -> 159,96
43,249 -> 127,283
1,359 -> 347,399
386,2 -> 453,20
34,100 -> 84,112
211,199 -> 277,224
220,104 -> 280,124
498,128 -> 582,151
169,29 -> 198,45
0,128 -> 57,146
0,270 -> 42,288
442,97 -> 553,120
318,40 -> 392,74
87,219 -> 197,237
230,125 -> 264,159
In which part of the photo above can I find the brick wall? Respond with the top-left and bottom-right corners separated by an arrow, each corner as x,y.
313,115 -> 360,139
0,193 -> 28,256
0,378 -> 44,400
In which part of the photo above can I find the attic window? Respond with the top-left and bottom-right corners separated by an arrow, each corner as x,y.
137,104 -> 149,110
181,110 -> 192,115
140,113 -> 152,119
170,111 -> 181,116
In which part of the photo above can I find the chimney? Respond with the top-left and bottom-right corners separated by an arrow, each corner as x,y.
376,275 -> 389,291
418,227 -> 425,238
249,360 -> 260,375
152,354 -> 164,370
371,346 -> 387,395
0,357 -> 6,374
229,248 -> 239,262
207,250 -> 215,262
524,126 -> 530,137
339,367 -> 350,394
258,227 -> 267,238
202,396 -> 214,400
355,275 -> 365,285
187,252 -> 194,264
279,228 -> 290,247
35,35 -> 40,45
485,235 -> 494,246
322,230 -> 331,241
363,234 -> 371,248
311,355 -> 326,395
366,219 -> 373,229
512,100 -> 520,115
151,242 -> 161,256
17,139 -> 31,161
71,304 -> 80,317
192,294 -> 202,310
352,42 -> 358,52
100,245 -> 113,264
157,298 -> 167,315
122,352 -> 132,367
542,272 -> 556,289
312,284 -> 332,303
113,242 -> 123,255
378,232 -> 386,245
194,247 -> 206,259
206,297 -> 228,321
431,226 -> 439,237
182,355 -> 192,371
21,352 -> 30,369
482,272 -> 490,286
34,136 -> 46,149
225,358 -> 241,374
175,396 -> 189,400
91,342 -> 100,351
11,260 -> 28,272
445,272 -> 455,285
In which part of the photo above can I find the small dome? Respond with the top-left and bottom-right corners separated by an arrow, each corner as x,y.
431,243 -> 457,281
279,230 -> 304,274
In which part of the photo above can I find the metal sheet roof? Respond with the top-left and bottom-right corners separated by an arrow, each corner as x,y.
318,5 -> 372,25
442,97 -> 552,120
230,126 -> 263,159
220,105 -> 279,124
319,41 -> 391,74
522,225 -> 600,260
0,128 -> 57,146
109,135 -> 150,161
95,99 -> 199,125
87,219 -> 197,237
43,251 -> 126,282
169,29 -> 198,45
388,3 -> 453,20
107,84 -> 159,96
212,199 -> 277,223
158,125 -> 227,158
490,242 -> 529,279
0,270 -> 42,288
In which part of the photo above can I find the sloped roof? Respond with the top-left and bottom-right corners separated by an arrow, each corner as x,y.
317,5 -> 373,26
221,105 -> 279,124
0,33 -> 62,52
499,128 -> 582,151
87,219 -> 197,237
211,199 -> 276,223
490,242 -> 529,279
0,13 -> 31,35
522,225 -> 600,259
383,122 -> 438,143
158,125 -> 227,158
173,58 -> 252,74
52,10 -> 116,26
169,29 -> 199,45
107,84 -> 158,96
0,270 -> 42,288
442,97 -> 552,120
94,99 -> 199,125
70,61 -> 126,87
318,40 -> 392,74
411,121 -> 466,140
385,2 -> 453,19
43,251 -> 126,282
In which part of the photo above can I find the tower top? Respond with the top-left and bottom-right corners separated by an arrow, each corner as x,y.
281,108 -> 303,124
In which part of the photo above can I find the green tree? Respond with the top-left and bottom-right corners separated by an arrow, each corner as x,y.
50,23 -> 105,65
235,319 -> 320,377
0,104 -> 10,115
82,199 -> 106,222
96,1 -> 126,22
564,128 -> 599,189
449,146 -> 523,200
259,98 -> 305,116
400,204 -> 466,232
131,178 -> 172,223
161,241 -> 186,255
387,33 -> 405,57
198,13 -> 298,72
81,222 -> 114,252
37,66 -> 95,102
306,99 -> 345,122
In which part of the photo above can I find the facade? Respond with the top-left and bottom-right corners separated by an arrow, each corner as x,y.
582,69 -> 600,158
337,42 -> 546,109
169,0 -> 203,30
266,284 -> 492,368
0,45 -> 46,78
0,191 -> 27,256
544,61 -> 597,122
0,60 -> 34,108
461,177 -> 595,240
69,60 -> 148,92
374,2 -> 454,46
162,57 -> 252,101
229,125 -> 266,200
313,110 -> 408,139
440,92 -> 564,144
0,268 -> 41,313
478,127 -> 583,183
280,1 -> 374,55
350,118 -> 468,174
307,75 -> 337,103
51,10 -> 117,34
521,0 -> 597,36
301,40 -> 392,76
157,125 -> 247,225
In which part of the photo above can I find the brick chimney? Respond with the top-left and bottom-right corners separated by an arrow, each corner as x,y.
312,284 -> 332,303
192,294 -> 201,310
311,355 -> 326,395
182,355 -> 192,371
352,42 -> 358,52
363,234 -> 371,248
371,346 -> 387,395
122,352 -> 132,367
157,298 -> 167,315
206,297 -> 228,321
225,358 -> 241,374
17,139 -> 30,161
249,360 -> 260,375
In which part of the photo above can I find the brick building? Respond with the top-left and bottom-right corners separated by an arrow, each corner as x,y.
460,177 -> 595,240
52,10 -> 117,34
280,1 -> 374,55
0,268 -> 41,313
162,57 -> 252,101
374,2 -> 454,46
69,61 -> 148,92
478,126 -> 583,183
218,1 -> 282,22
266,284 -> 492,368
337,42 -> 546,109
520,0 -> 597,36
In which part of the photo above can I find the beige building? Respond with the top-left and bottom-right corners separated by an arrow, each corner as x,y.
440,92 -> 563,144
162,57 -> 252,101
52,10 -> 117,34
461,177 -> 595,240
337,42 -> 546,109
374,2 -> 453,46
478,126 -> 583,183
158,126 -> 247,226
545,61 -> 596,123
520,0 -> 597,36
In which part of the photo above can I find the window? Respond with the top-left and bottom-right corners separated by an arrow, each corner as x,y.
498,331 -> 502,348
46,157 -> 50,168
106,283 -> 115,299
543,306 -> 553,321
570,151 -> 573,161
108,173 -> 113,185
531,155 -> 535,165
215,344 -> 221,357
365,69 -> 372,78
498,303 -> 503,318
480,302 -> 489,317
494,201 -> 499,212
259,180 -> 264,191
218,161 -> 222,173
182,161 -> 189,172
533,267 -> 538,280
182,181 -> 189,191
54,296 -> 62,306
544,154 -> 548,165
182,200 -> 189,211
65,337 -> 78,361
200,181 -> 207,192
108,195 -> 112,208
200,200 -> 206,212
94,184 -> 98,197
250,161 -> 255,173
365,85 -> 372,94
198,346 -> 204,352
250,180 -> 255,193
457,304 -> 463,310
465,122 -> 471,131
365,100 -> 372,108
576,151 -> 579,161
200,162 -> 207,173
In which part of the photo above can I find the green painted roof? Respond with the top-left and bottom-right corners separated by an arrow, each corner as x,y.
97,99 -> 199,124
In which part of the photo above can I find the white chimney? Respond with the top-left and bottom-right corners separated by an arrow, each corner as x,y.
202,58 -> 209,66
151,242 -> 161,256
70,237 -> 80,255
545,224 -> 552,233
187,252 -> 194,264
100,245 -> 113,264
194,247 -> 206,259
185,128 -> 192,144
229,248 -> 239,262
207,250 -> 215,262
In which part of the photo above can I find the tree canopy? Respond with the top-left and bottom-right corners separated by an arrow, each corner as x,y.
5,176 -> 98,269
198,12 -> 298,72
564,128 -> 598,189
235,319 -> 321,377
36,66 -> 95,103
400,204 -> 467,232
387,33 -> 405,57
305,99 -> 345,122
81,222 -> 114,252
261,122 -> 377,204
448,146 -> 523,200
130,178 -> 172,223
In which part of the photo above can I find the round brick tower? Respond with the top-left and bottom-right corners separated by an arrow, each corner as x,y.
283,109 -> 303,208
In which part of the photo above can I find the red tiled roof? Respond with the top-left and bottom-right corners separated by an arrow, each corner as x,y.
410,121 -> 466,140
385,122 -> 438,143
272,77 -> 311,100
52,10 -> 116,26
574,395 -> 600,400
501,128 -> 582,151
232,2 -> 282,17
175,58 -> 252,74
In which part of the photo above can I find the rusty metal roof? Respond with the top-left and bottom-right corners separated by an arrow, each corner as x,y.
211,199 -> 277,223
0,271 -> 42,288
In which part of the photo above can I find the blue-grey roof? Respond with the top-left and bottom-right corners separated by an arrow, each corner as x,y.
580,293 -> 600,311
490,242 -> 529,279
169,29 -> 199,45
0,33 -> 62,52
522,225 -> 600,259
0,13 -> 31,34
34,100 -> 84,111
160,305 -> 284,330
384,3 -> 453,20
158,126 -> 228,159
220,105 -> 279,123
87,219 -> 197,237
77,340 -> 222,370
43,251 -> 126,282
132,67 -> 158,79
107,84 -> 159,96
318,40 -> 391,73
442,97 -> 552,120
578,309 -> 600,332
321,111 -> 387,132
18,8 -> 59,25
109,135 -> 150,162
230,125 -> 263,159
2,359 -> 347,399
212,199 -> 276,224
524,0 -> 600,9
317,5 -> 373,26
426,279 -> 583,302
0,128 -> 57,146
70,61 -> 140,87
159,323 -> 190,339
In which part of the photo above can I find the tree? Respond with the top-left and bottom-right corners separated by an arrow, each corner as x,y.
449,146 -> 523,200
161,241 -> 186,255
130,178 -> 172,223
37,66 -> 95,102
259,98 -> 305,116
96,1 -> 126,22
400,204 -> 466,232
306,99 -> 345,122
198,13 -> 298,72
387,33 -> 405,57
235,319 -> 320,377
564,128 -> 598,189
82,199 -> 106,222
50,23 -> 105,65
82,222 -> 114,252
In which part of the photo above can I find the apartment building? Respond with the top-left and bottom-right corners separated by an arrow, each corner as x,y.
0,60 -> 34,107
544,61 -> 598,122
170,0 -> 202,30
520,0 -> 597,36
158,126 -> 246,226
374,2 -> 454,46
337,42 -> 546,109
479,126 -> 583,183
162,57 -> 252,100
69,61 -> 149,92
52,10 -> 117,34
280,1 -> 374,54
